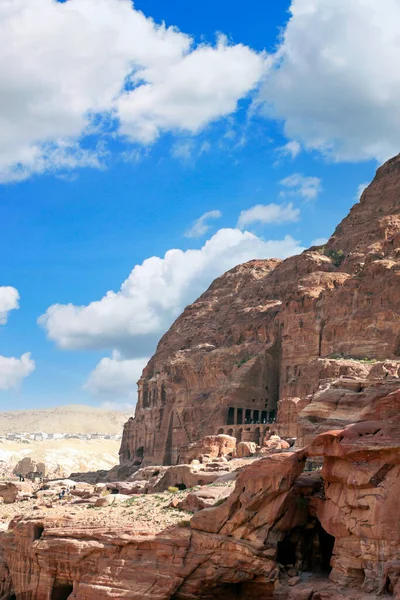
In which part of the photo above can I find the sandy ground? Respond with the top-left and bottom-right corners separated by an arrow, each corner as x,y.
0,483 -> 236,534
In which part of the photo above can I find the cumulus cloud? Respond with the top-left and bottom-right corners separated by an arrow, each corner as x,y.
280,173 -> 322,201
185,210 -> 222,238
259,0 -> 400,162
356,182 -> 369,200
311,237 -> 328,247
275,140 -> 301,160
237,203 -> 300,229
0,287 -> 19,325
0,353 -> 35,390
0,0 -> 266,182
85,352 -> 148,400
39,228 -> 304,357
118,35 -> 266,144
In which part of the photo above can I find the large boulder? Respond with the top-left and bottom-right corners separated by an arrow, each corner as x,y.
0,482 -> 34,504
181,435 -> 236,464
235,441 -> 257,457
263,435 -> 290,450
95,494 -> 132,507
178,486 -> 231,513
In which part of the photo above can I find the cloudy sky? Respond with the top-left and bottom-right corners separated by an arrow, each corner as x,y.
0,0 -> 396,410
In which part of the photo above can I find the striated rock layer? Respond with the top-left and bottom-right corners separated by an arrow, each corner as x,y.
1,386 -> 399,599
121,155 -> 400,468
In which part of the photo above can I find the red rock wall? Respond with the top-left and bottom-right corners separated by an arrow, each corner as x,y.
3,390 -> 400,599
120,155 -> 400,467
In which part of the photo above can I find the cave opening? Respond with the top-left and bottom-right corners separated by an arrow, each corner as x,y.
136,446 -> 144,458
175,483 -> 187,491
277,519 -> 335,575
227,407 -> 235,425
197,582 -> 243,599
385,575 -> 394,596
50,582 -> 73,600
33,524 -> 44,540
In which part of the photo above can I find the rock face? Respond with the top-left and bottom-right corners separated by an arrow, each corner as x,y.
121,155 -> 400,468
1,388 -> 399,599
4,158 -> 400,599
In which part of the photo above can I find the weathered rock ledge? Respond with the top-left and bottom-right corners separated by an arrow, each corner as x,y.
0,387 -> 399,599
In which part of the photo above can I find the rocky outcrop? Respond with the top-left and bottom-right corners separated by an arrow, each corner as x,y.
121,155 -> 400,468
1,387 -> 399,599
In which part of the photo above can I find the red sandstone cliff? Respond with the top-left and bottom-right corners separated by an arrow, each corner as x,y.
2,388 -> 400,599
120,155 -> 400,468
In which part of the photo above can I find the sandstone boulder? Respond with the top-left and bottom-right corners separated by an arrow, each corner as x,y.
181,435 -> 236,464
178,486 -> 231,513
95,493 -> 132,507
0,482 -> 33,504
235,441 -> 257,457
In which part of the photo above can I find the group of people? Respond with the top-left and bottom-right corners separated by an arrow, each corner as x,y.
58,486 -> 76,500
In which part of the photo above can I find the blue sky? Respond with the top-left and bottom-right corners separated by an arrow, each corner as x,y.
0,0 -> 396,410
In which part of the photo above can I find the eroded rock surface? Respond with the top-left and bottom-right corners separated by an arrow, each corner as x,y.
1,390 -> 399,599
120,155 -> 400,468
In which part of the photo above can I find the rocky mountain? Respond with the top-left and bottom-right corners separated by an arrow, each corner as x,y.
1,156 -> 400,599
120,155 -> 400,468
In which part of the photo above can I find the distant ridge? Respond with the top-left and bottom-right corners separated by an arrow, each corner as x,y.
0,404 -> 132,435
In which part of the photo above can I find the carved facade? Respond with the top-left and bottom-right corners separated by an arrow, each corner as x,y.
120,155 -> 400,467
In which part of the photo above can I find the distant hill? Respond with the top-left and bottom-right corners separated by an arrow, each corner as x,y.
0,404 -> 132,435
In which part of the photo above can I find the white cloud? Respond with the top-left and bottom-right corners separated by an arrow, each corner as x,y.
280,173 -> 322,201
259,0 -> 400,162
275,140 -> 301,160
39,228 -> 304,357
356,182 -> 369,200
311,237 -> 328,246
0,287 -> 19,325
185,210 -> 222,238
0,0 -> 266,182
0,353 -> 35,390
118,35 -> 266,144
85,352 -> 148,401
171,141 -> 194,162
237,203 -> 300,229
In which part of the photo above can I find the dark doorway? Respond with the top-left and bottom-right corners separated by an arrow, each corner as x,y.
385,576 -> 394,596
319,526 -> 335,573
33,525 -> 44,540
261,410 -> 267,423
237,408 -> 243,425
245,409 -> 251,423
227,407 -> 235,425
277,519 -> 335,574
136,446 -> 144,458
198,583 -> 243,599
51,582 -> 73,600
277,537 -> 297,566
175,483 -> 187,491
253,410 -> 260,423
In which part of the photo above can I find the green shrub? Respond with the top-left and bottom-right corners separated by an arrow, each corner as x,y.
177,519 -> 191,527
320,247 -> 345,266
214,497 -> 227,507
123,497 -> 138,507
168,486 -> 179,493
